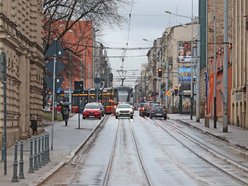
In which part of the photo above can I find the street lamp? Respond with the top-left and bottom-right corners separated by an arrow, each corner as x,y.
165,11 -> 193,19
142,38 -> 153,42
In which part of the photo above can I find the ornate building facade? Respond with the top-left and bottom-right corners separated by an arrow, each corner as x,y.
230,0 -> 248,128
0,0 -> 44,147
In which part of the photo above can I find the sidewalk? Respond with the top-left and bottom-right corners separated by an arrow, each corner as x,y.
0,114 -> 105,186
168,114 -> 248,152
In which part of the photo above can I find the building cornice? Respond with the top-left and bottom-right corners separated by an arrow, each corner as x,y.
0,13 -> 43,54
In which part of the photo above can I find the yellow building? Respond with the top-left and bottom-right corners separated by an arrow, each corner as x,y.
0,0 -> 44,146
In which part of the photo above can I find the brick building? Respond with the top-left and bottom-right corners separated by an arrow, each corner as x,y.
206,0 -> 233,123
0,0 -> 44,147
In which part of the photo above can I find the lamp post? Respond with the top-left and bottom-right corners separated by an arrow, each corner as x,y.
213,0 -> 217,128
0,51 -> 7,175
223,0 -> 228,132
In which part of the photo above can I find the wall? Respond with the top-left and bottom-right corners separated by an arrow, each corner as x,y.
0,0 -> 44,147
230,0 -> 248,128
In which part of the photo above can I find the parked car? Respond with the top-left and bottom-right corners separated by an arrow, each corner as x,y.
145,101 -> 160,117
139,102 -> 149,117
82,102 -> 102,119
148,104 -> 167,120
115,103 -> 134,119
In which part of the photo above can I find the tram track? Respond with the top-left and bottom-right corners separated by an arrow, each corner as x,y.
129,120 -> 152,186
151,119 -> 248,185
103,118 -> 152,186
102,119 -> 119,186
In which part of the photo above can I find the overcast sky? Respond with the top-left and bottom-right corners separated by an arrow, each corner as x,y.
99,0 -> 198,87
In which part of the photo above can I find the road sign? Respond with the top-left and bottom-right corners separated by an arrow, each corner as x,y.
94,77 -> 101,83
45,77 -> 64,90
165,90 -> 172,97
45,59 -> 65,75
45,39 -> 65,57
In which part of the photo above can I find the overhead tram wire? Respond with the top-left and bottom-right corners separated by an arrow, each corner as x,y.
121,0 -> 134,70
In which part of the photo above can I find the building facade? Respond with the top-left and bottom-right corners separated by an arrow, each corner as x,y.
161,22 -> 198,113
230,0 -> 248,128
0,0 -> 44,147
206,0 -> 233,124
206,0 -> 248,129
145,38 -> 162,101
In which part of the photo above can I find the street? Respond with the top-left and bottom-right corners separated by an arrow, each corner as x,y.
43,112 -> 248,186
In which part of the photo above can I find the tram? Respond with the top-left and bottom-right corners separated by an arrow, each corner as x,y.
56,86 -> 133,114
115,86 -> 133,104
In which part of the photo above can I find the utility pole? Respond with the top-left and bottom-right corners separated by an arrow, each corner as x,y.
45,39 -> 64,150
68,51 -> 72,110
195,18 -> 201,122
190,0 -> 194,120
223,0 -> 228,132
165,58 -> 169,109
51,51 -> 57,151
213,0 -> 217,128
0,51 -> 7,175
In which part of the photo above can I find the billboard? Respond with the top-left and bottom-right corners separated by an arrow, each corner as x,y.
178,67 -> 191,82
178,41 -> 192,62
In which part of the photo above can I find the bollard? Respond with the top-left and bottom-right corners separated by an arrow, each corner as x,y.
37,136 -> 42,168
47,134 -> 50,162
33,137 -> 38,170
28,138 -> 34,173
44,134 -> 48,164
41,135 -> 45,166
19,141 -> 25,179
11,142 -> 19,182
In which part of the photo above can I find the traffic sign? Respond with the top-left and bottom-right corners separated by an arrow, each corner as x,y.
94,77 -> 101,83
45,77 -> 64,91
165,90 -> 172,97
45,39 -> 65,57
45,59 -> 65,75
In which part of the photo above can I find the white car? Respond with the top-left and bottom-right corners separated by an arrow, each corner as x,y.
115,103 -> 134,119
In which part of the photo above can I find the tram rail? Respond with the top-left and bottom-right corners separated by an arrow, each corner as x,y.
150,119 -> 248,185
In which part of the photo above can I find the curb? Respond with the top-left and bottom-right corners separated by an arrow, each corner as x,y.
32,116 -> 108,186
175,119 -> 248,154
175,119 -> 229,142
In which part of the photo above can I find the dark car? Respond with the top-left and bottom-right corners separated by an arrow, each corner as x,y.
145,101 -> 160,117
82,102 -> 102,119
139,102 -> 149,117
148,105 -> 167,120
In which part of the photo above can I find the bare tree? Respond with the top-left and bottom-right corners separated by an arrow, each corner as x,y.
42,0 -> 128,108
43,0 -> 128,52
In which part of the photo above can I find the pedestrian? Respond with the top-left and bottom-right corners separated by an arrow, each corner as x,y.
61,103 -> 70,126
63,105 -> 70,126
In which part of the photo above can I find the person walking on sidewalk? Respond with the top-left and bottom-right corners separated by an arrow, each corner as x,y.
61,103 -> 70,126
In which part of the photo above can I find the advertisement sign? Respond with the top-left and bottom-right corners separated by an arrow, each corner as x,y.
178,67 -> 191,82
178,41 -> 192,62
